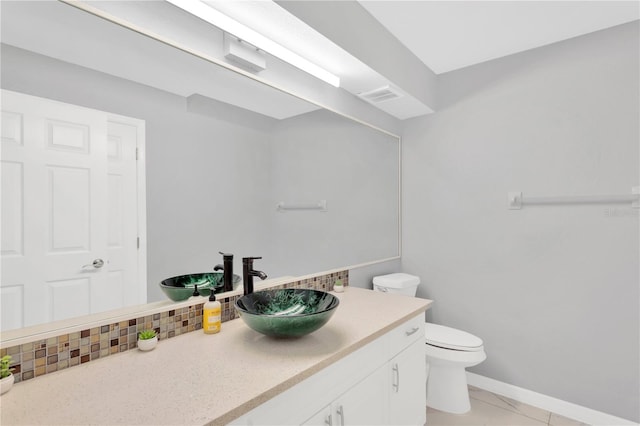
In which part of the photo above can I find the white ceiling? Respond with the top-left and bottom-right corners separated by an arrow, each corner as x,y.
359,1 -> 640,74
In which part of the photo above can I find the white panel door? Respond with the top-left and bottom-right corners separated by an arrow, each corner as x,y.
103,120 -> 139,312
1,90 -> 142,330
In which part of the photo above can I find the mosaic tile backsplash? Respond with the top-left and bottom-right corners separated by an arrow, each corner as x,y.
0,270 -> 348,385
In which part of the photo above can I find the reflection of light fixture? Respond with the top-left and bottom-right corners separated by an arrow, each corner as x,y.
223,34 -> 266,73
166,0 -> 340,87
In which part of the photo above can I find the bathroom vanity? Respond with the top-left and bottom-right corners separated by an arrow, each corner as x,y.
0,288 -> 431,425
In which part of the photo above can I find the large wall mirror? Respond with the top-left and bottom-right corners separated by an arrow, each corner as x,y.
0,1 -> 400,339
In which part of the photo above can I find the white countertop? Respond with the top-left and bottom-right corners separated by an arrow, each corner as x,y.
0,288 -> 431,426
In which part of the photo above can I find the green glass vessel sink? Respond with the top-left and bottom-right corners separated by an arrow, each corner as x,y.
160,272 -> 241,302
235,289 -> 339,338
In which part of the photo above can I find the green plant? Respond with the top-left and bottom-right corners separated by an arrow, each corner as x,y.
1,355 -> 13,379
138,329 -> 157,340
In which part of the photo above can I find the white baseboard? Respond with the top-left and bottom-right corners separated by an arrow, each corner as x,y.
466,372 -> 638,426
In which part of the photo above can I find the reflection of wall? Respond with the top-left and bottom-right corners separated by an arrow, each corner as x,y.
1,44 -> 400,304
402,22 -> 639,421
1,44 -> 272,303
269,110 -> 399,276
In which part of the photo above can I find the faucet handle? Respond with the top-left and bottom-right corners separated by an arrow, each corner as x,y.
242,256 -> 262,268
219,251 -> 234,258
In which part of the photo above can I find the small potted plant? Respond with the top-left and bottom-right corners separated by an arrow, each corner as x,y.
1,354 -> 15,395
137,329 -> 158,351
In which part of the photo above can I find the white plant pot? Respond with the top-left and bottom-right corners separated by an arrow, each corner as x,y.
1,373 -> 15,395
137,336 -> 158,351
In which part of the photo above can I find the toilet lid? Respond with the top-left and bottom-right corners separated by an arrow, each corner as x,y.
425,323 -> 484,351
372,273 -> 420,288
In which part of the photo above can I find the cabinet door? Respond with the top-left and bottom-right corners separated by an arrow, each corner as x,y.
333,365 -> 387,425
388,339 -> 426,425
303,404 -> 333,426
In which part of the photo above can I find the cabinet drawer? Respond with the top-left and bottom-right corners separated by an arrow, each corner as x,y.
387,314 -> 424,357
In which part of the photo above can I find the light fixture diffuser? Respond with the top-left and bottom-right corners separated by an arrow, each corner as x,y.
166,0 -> 340,87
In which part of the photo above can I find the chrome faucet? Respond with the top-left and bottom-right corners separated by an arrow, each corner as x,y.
214,251 -> 234,292
242,257 -> 267,296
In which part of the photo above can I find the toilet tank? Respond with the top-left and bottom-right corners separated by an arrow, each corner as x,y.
372,273 -> 420,297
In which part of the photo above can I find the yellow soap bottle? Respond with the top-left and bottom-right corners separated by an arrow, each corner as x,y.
203,292 -> 221,334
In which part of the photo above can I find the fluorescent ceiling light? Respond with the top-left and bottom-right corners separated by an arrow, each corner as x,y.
166,0 -> 340,87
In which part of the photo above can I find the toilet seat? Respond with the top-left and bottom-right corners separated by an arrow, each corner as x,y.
425,323 -> 484,352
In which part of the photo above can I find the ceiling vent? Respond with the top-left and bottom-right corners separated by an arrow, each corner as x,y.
357,85 -> 403,104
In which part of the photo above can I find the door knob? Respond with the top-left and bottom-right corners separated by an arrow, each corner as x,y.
83,259 -> 105,269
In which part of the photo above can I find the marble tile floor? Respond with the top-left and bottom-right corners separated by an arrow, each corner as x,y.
426,386 -> 589,426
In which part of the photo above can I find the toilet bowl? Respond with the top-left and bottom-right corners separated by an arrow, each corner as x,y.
424,323 -> 486,413
372,273 -> 486,414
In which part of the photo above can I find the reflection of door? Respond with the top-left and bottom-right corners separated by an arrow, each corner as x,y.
105,120 -> 141,312
1,90 -> 144,331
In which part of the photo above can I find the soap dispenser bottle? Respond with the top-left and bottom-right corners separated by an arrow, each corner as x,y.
203,292 -> 221,334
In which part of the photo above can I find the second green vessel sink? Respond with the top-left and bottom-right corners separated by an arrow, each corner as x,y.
160,272 -> 241,302
235,289 -> 339,338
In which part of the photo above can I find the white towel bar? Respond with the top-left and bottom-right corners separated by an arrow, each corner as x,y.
508,187 -> 639,210
277,200 -> 327,212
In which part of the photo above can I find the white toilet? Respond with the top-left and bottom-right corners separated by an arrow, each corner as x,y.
373,273 -> 486,414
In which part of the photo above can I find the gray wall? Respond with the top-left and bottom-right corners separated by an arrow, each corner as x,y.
269,109 -> 400,277
401,22 -> 639,421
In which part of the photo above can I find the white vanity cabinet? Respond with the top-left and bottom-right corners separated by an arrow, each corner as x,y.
303,366 -> 388,426
388,338 -> 427,425
231,314 -> 425,426
385,313 -> 427,426
303,405 -> 333,426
